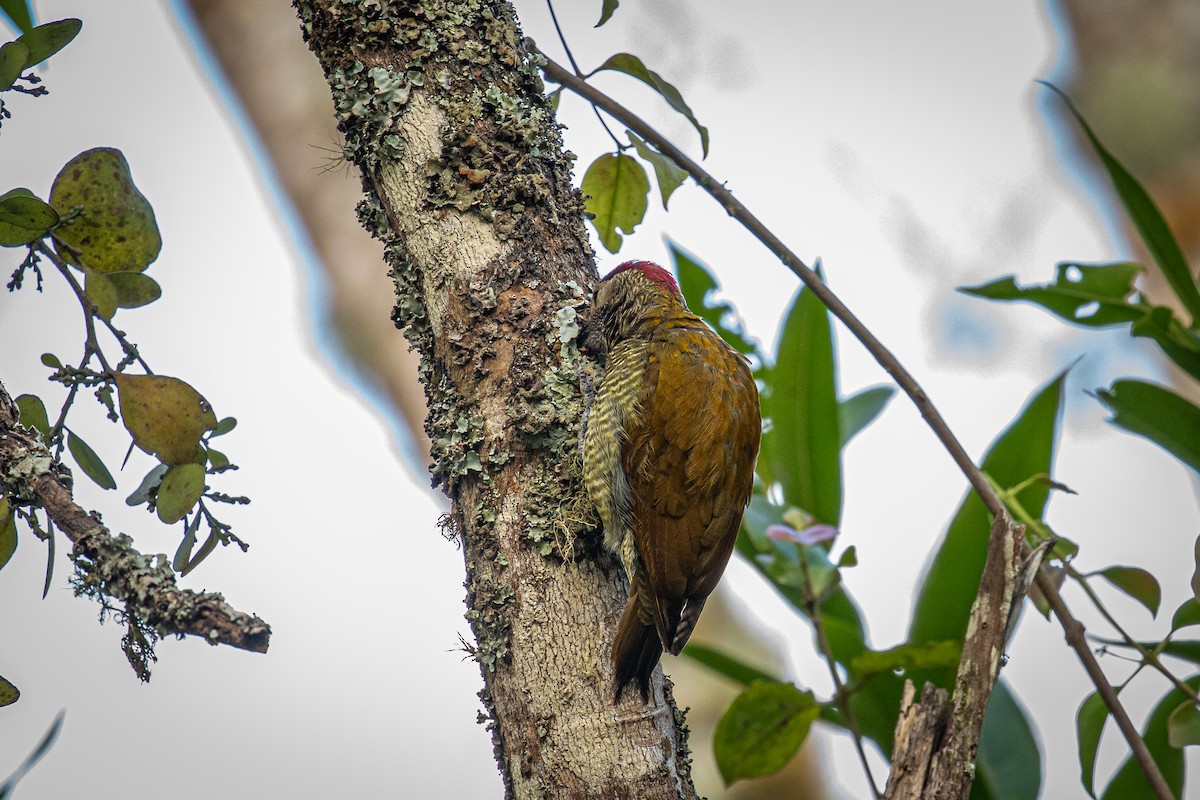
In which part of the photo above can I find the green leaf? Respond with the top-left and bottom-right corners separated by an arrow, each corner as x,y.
1096,565 -> 1161,616
181,528 -> 220,576
627,130 -> 687,209
761,271 -> 842,526
713,682 -> 819,785
1076,690 -> 1109,798
171,509 -> 202,572
205,446 -> 229,470
850,640 -> 961,677
40,353 -> 61,369
83,267 -> 117,319
106,271 -> 162,309
1166,700 -> 1200,748
1095,379 -> 1200,474
683,643 -> 778,687
960,261 -> 1145,327
0,40 -> 26,89
1129,306 -> 1200,382
668,241 -> 761,359
50,147 -> 161,273
0,709 -> 65,799
125,463 -> 168,506
1171,598 -> 1200,632
595,0 -> 619,26
210,416 -> 237,438
909,372 -> 1065,687
1099,677 -> 1196,799
15,18 -> 80,67
0,498 -> 16,573
156,463 -> 205,524
839,385 -> 895,448
593,53 -> 709,157
0,188 -> 58,247
580,152 -> 648,253
0,672 -> 17,707
67,430 -> 115,490
14,393 -> 48,437
973,679 -> 1042,800
0,0 -> 34,35
1041,82 -> 1200,325
1192,534 -> 1200,605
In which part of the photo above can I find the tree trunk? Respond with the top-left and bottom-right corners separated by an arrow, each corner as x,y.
293,2 -> 697,797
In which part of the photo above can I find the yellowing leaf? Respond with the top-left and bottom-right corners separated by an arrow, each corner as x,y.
115,374 -> 217,465
50,148 -> 161,274
156,463 -> 204,524
0,674 -> 18,707
581,152 -> 648,253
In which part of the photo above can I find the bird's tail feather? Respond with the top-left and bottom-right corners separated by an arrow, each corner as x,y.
611,591 -> 663,703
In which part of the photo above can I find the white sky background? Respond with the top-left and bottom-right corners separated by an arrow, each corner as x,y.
0,1 -> 1197,798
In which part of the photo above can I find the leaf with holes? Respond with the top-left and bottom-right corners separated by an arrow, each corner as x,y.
960,261 -> 1145,328
581,152 -> 648,253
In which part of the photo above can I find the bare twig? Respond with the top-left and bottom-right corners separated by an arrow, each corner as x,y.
799,558 -> 881,797
1037,568 -> 1174,799
536,47 -> 1175,799
0,380 -> 270,655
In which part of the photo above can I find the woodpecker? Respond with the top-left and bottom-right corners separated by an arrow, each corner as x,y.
582,260 -> 761,702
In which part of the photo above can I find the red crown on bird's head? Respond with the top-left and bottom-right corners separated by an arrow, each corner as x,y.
604,260 -> 679,295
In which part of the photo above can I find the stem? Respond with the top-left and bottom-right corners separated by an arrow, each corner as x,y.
1071,567 -> 1200,706
1036,568 -> 1175,800
801,562 -> 881,798
544,0 -> 623,151
38,240 -> 152,373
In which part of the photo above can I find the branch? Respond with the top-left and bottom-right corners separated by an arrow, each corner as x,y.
0,379 -> 270,656
536,47 -> 1175,799
1036,568 -> 1174,800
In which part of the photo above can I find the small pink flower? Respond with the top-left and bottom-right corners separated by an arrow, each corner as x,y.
766,523 -> 838,546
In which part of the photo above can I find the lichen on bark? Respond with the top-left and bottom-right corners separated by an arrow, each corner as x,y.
294,1 -> 697,797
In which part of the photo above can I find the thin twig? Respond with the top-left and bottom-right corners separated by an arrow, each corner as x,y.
38,240 -> 152,373
543,1 -> 624,152
801,560 -> 881,799
1071,567 -> 1200,706
1036,568 -> 1174,800
536,46 -> 1175,799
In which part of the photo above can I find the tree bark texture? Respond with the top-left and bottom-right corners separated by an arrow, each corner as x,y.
293,2 -> 696,797
883,517 -> 1024,799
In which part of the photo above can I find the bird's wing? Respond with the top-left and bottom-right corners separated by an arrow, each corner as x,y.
622,323 -> 760,652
